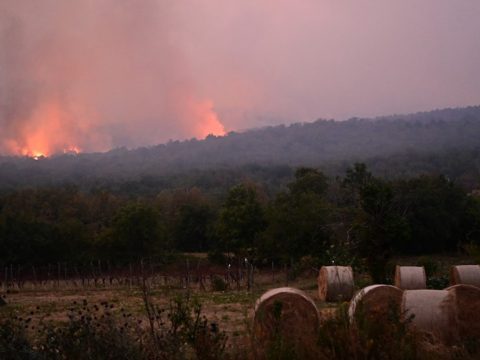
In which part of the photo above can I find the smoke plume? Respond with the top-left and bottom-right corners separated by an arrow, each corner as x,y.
0,0 -> 224,156
1,1 -> 479,156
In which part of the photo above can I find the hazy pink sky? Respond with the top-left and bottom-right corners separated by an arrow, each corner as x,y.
1,1 -> 479,154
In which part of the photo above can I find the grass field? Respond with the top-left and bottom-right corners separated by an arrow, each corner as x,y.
0,275 -> 324,342
0,255 -> 477,359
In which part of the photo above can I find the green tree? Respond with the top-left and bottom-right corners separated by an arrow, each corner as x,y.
342,162 -> 373,205
288,167 -> 328,196
261,167 -> 331,261
100,204 -> 167,262
215,184 -> 266,256
394,175 -> 479,254
352,178 -> 409,282
173,203 -> 213,252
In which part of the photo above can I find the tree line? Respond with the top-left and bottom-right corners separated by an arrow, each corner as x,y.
1,106 -> 480,192
1,163 -> 479,282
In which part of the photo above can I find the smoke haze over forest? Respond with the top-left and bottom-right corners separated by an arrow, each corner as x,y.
1,1 -> 480,156
0,106 -> 479,194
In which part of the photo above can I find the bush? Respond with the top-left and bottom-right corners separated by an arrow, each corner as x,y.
142,294 -> 227,360
0,294 -> 227,360
0,315 -> 36,360
211,276 -> 228,292
38,300 -> 143,360
427,275 -> 449,290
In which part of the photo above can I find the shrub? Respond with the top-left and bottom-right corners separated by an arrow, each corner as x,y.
427,275 -> 449,290
0,315 -> 37,360
37,300 -> 143,360
0,294 -> 227,360
211,276 -> 228,292
141,288 -> 227,360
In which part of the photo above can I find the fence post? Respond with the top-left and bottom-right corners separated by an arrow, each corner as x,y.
271,261 -> 275,283
140,259 -> 145,287
47,263 -> 52,289
129,263 -> 133,289
32,265 -> 37,290
186,258 -> 190,291
247,262 -> 254,291
237,257 -> 241,290
57,262 -> 61,288
17,264 -> 21,289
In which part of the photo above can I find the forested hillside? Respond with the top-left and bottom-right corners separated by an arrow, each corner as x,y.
1,106 -> 480,193
1,107 -> 480,281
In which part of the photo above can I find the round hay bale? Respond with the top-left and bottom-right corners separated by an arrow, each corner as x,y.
253,287 -> 320,355
402,289 -> 457,344
446,284 -> 480,341
318,266 -> 354,302
348,285 -> 402,323
394,266 -> 426,290
450,265 -> 480,288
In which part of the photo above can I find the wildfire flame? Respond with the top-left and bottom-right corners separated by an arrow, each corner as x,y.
1,1 -> 232,158
4,100 -> 89,158
63,146 -> 81,154
193,100 -> 226,139
3,97 -> 224,157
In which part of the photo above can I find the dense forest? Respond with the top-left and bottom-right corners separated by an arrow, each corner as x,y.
1,106 -> 480,281
1,164 -> 479,282
1,106 -> 480,193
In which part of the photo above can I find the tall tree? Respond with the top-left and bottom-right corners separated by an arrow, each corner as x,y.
261,167 -> 331,261
215,184 -> 266,256
101,204 -> 167,261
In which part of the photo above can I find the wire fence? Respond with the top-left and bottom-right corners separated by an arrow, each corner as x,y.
0,259 -> 311,292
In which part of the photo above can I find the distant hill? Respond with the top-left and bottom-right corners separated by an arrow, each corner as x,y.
1,106 -> 480,192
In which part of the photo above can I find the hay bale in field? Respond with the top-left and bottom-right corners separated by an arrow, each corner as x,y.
348,285 -> 402,323
446,284 -> 480,341
253,287 -> 320,356
402,289 -> 457,344
317,266 -> 354,302
394,266 -> 426,290
450,265 -> 480,288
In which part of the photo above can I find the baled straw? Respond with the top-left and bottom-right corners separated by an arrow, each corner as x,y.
348,284 -> 402,323
450,265 -> 480,288
446,284 -> 480,341
254,287 -> 320,357
402,289 -> 457,344
394,266 -> 426,290
318,266 -> 354,302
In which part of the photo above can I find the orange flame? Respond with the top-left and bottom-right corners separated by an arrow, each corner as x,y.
192,100 -> 226,139
5,100 -> 87,158
3,97 -> 224,157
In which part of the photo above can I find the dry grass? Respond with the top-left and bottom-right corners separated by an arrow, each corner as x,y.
2,256 -> 478,359
0,274 -> 324,346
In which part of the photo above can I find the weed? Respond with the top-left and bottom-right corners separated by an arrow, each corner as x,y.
211,276 -> 228,292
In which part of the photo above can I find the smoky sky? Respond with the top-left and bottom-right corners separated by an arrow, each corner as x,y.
1,1 -> 480,154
